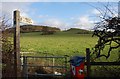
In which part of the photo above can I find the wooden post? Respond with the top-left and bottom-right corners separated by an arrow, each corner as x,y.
0,23 -> 2,79
86,48 -> 91,78
22,56 -> 27,78
118,1 -> 120,18
52,58 -> 55,73
13,10 -> 21,77
65,57 -> 67,74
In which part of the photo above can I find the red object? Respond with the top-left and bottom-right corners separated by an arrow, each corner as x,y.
71,62 -> 85,79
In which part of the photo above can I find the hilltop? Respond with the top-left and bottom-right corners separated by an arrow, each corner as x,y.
7,25 -> 60,33
7,25 -> 93,34
64,28 -> 93,34
20,25 -> 60,33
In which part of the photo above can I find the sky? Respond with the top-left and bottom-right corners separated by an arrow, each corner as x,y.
1,1 -> 119,30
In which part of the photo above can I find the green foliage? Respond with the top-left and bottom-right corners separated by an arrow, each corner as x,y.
2,27 -> 14,77
20,25 -> 60,33
9,25 -> 60,33
41,26 -> 56,35
1,15 -> 15,77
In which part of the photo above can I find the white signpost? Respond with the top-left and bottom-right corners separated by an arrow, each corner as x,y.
13,10 -> 33,78
20,16 -> 33,24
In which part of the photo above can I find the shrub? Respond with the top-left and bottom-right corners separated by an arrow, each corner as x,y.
1,16 -> 15,77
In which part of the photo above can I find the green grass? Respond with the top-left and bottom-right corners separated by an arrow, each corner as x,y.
20,31 -> 120,77
20,31 -> 119,61
20,32 -> 97,57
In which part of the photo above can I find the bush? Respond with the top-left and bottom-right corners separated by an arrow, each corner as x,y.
1,16 -> 15,77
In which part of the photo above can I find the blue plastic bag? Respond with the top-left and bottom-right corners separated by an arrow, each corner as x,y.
69,56 -> 85,66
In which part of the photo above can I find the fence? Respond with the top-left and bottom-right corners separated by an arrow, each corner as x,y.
21,48 -> 120,78
85,48 -> 120,78
21,55 -> 68,79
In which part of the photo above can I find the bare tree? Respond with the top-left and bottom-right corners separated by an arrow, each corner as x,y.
89,2 -> 120,77
91,2 -> 120,60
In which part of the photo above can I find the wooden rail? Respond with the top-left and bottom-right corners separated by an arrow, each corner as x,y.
85,62 -> 120,66
86,48 -> 120,78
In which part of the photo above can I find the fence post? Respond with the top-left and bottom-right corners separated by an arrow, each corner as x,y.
22,56 -> 28,78
86,48 -> 91,78
65,56 -> 67,73
52,58 -> 55,73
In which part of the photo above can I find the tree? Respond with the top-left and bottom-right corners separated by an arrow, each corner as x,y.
91,2 -> 120,60
90,3 -> 120,77
41,26 -> 55,35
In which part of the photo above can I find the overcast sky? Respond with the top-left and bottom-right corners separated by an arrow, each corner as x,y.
1,0 -> 119,30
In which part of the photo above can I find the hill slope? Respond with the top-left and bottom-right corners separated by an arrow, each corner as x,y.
7,25 -> 93,34
64,28 -> 93,34
8,25 -> 60,33
20,25 -> 60,33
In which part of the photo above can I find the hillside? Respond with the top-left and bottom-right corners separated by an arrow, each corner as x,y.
20,25 -> 60,33
64,28 -> 93,34
8,25 -> 60,33
7,25 -> 93,34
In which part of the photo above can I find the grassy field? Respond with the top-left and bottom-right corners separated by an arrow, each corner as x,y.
21,32 -> 97,56
20,31 -> 97,56
20,31 -> 119,62
20,31 -> 120,77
